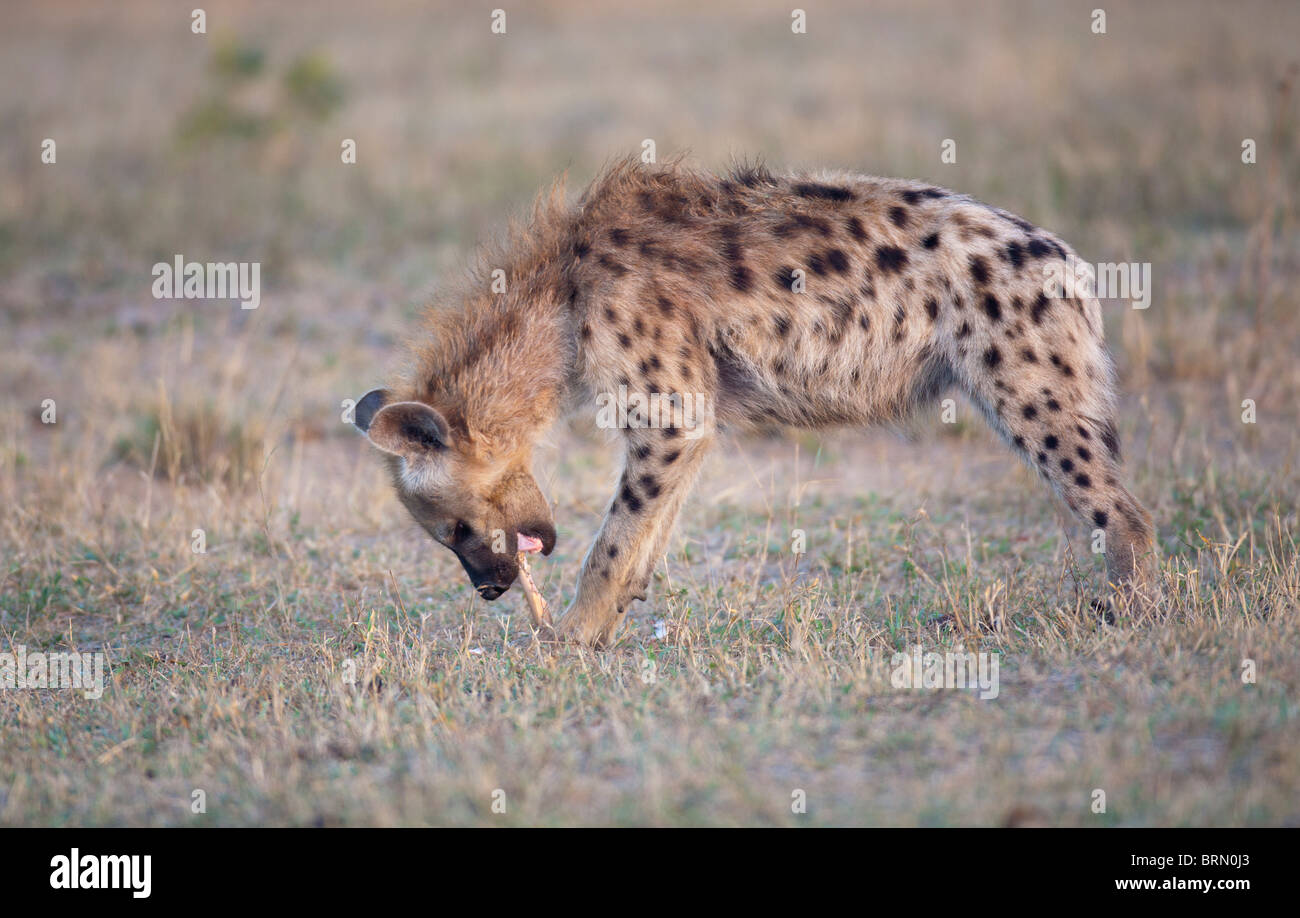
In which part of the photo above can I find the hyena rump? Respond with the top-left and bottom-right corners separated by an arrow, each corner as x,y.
354,157 -> 1156,647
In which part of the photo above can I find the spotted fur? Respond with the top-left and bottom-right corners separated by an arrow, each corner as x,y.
356,156 -> 1156,647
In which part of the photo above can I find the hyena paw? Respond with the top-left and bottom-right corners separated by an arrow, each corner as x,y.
554,601 -> 621,648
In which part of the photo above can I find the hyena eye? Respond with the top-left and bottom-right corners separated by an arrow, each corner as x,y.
451,520 -> 471,543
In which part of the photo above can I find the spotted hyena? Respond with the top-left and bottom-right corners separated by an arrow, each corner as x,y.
353,156 -> 1156,647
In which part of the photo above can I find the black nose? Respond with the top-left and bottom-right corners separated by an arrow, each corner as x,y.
477,583 -> 508,601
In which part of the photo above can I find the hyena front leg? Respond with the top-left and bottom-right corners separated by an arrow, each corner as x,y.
555,427 -> 714,647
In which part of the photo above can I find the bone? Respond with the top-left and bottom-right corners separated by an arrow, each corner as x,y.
516,551 -> 552,631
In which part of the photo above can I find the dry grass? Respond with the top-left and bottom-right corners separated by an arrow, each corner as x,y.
1,0 -> 1297,826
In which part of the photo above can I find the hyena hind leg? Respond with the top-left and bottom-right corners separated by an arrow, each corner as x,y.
965,375 -> 1157,611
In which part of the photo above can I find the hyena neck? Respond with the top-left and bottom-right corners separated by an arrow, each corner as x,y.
408,214 -> 579,460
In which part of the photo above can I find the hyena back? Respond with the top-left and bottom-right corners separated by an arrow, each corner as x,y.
354,157 -> 1156,647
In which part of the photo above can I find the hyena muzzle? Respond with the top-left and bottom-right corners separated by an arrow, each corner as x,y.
353,157 -> 1157,647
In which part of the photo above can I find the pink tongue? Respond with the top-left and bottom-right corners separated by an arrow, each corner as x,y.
517,533 -> 543,553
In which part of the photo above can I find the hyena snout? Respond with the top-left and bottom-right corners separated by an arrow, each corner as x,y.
457,518 -> 556,600
457,540 -> 519,600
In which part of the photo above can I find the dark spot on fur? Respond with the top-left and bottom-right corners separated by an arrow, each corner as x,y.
610,228 -> 631,247
969,255 -> 990,285
1093,510 -> 1108,528
807,252 -> 826,274
1077,446 -> 1092,462
663,449 -> 680,464
639,474 -> 661,498
1049,353 -> 1075,377
794,181 -> 854,202
956,321 -> 971,338
774,313 -> 792,337
875,245 -> 909,274
1060,458 -> 1075,473
617,332 -> 631,348
983,346 -> 1002,368
889,205 -> 910,228
1021,348 -> 1037,363
1046,397 -> 1061,412
922,232 -> 940,250
925,297 -> 939,320
846,216 -> 867,241
731,264 -> 754,293
1022,404 -> 1038,420
796,214 -> 834,236
1031,293 -> 1051,325
1027,238 -> 1053,259
1075,473 -> 1092,488
982,293 -> 1002,321
825,248 -> 851,273
598,254 -> 628,277
620,482 -> 643,514
1001,240 -> 1024,268
1045,435 -> 1059,450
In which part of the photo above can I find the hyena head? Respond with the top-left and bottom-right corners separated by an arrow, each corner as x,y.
353,388 -> 556,600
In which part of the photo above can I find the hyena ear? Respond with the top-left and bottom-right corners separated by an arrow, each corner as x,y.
365,401 -> 451,456
353,388 -> 391,434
